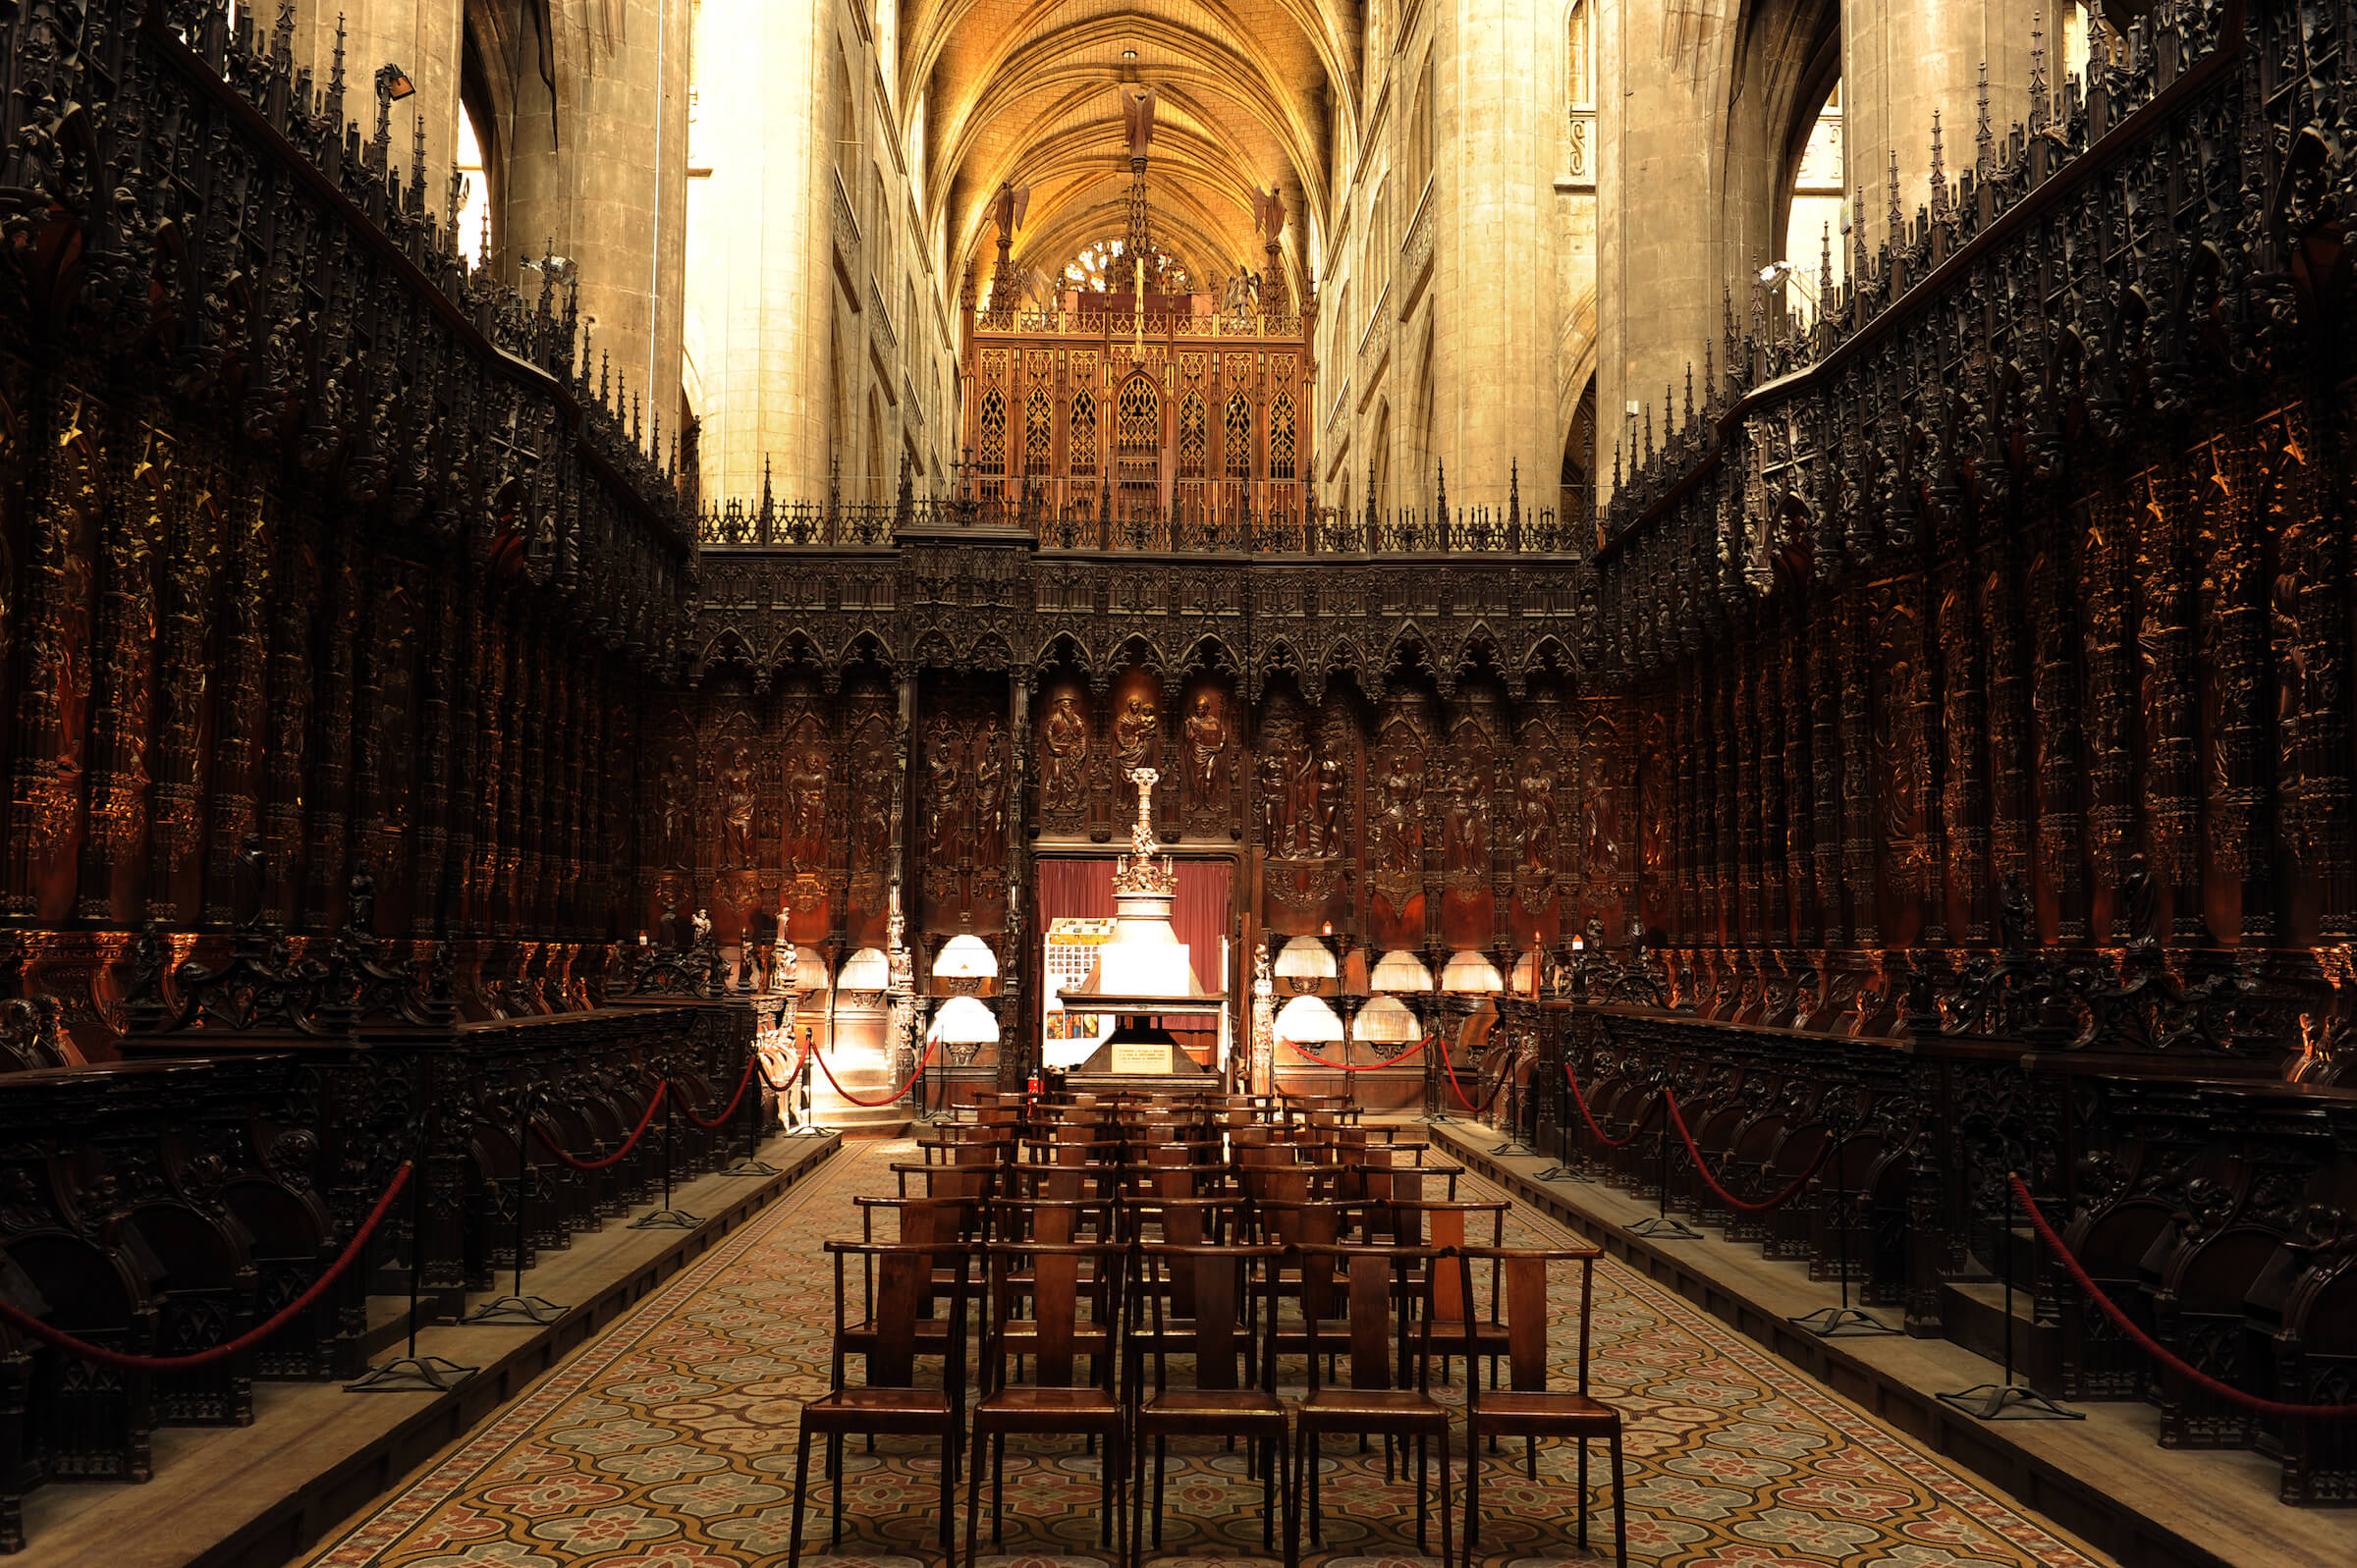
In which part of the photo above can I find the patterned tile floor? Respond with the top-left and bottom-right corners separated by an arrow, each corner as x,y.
307,1139 -> 2110,1568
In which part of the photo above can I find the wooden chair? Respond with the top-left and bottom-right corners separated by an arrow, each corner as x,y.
967,1239 -> 1129,1565
1454,1244 -> 1625,1568
1290,1242 -> 1452,1563
791,1237 -> 972,1565
1126,1242 -> 1292,1568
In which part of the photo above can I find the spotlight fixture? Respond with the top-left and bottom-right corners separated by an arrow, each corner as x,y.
1122,47 -> 1137,59
376,64 -> 415,102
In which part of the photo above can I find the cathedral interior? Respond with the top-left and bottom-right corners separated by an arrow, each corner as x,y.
0,0 -> 2352,1565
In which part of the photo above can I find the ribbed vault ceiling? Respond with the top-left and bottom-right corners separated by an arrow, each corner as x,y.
902,0 -> 1352,297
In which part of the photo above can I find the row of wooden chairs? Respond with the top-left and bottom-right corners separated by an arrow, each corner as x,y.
790,1151 -> 1629,1566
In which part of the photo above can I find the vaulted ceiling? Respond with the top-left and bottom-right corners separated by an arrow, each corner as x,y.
901,0 -> 1355,297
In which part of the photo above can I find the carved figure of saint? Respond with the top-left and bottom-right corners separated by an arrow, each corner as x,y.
1315,756 -> 1345,858
928,730 -> 964,862
1184,691 -> 1229,798
1114,694 -> 1158,771
1516,762 -> 1558,876
973,727 -> 1006,851
1256,743 -> 1289,851
1042,692 -> 1088,814
720,745 -> 755,868
1288,741 -> 1321,857
787,747 -> 829,867
1446,772 -> 1488,874
1375,753 -> 1421,874
657,750 -> 691,868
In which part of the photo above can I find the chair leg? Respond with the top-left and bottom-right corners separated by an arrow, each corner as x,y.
937,1425 -> 958,1556
1306,1429 -> 1323,1546
1577,1433 -> 1591,1552
789,1426 -> 812,1568
1414,1432 -> 1429,1553
1438,1425 -> 1453,1568
1282,1431 -> 1298,1568
831,1431 -> 845,1549
1100,1429 -> 1114,1549
1526,1433 -> 1537,1480
1610,1429 -> 1628,1568
1261,1431 -> 1275,1550
1462,1432 -> 1480,1568
1153,1434 -> 1168,1545
1131,1425 -> 1147,1568
963,1422 -> 985,1568
992,1432 -> 1006,1546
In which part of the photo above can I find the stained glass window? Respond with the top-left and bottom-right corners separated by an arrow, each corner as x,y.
1063,238 -> 1195,294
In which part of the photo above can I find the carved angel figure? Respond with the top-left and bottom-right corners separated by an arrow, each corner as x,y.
1121,84 -> 1159,162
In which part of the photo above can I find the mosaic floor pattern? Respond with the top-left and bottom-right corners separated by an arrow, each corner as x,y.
307,1139 -> 2109,1568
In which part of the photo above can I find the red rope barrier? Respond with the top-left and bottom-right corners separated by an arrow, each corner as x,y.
681,1048 -> 759,1130
1664,1090 -> 1831,1215
1440,1043 -> 1509,1114
0,1162 -> 411,1373
534,1083 -> 666,1171
815,1034 -> 941,1108
756,1034 -> 812,1095
1563,1063 -> 1655,1150
2010,1174 -> 2357,1421
1282,1035 -> 1431,1072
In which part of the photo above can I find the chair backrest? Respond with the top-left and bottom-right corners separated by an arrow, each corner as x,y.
1133,1242 -> 1281,1396
893,1160 -> 1001,1204
1455,1245 -> 1600,1398
1295,1242 -> 1436,1391
826,1238 -> 971,1388
984,1239 -> 1126,1390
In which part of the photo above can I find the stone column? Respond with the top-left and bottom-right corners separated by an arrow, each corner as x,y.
1843,0 -> 2041,258
301,0 -> 465,189
680,0 -> 836,496
1435,0 -> 1556,503
1593,0 -> 1731,485
505,0 -> 694,436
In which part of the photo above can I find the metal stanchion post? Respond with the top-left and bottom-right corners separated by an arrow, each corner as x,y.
1626,1072 -> 1700,1241
1791,1093 -> 1896,1337
348,1123 -> 477,1392
463,1087 -> 570,1325
630,1067 -> 703,1230
722,1031 -> 781,1177
1939,1171 -> 2082,1420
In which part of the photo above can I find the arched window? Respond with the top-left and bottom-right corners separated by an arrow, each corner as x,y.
1069,390 -> 1098,478
1567,1 -> 1593,108
1063,238 -> 1194,295
1178,393 -> 1207,479
1411,58 -> 1435,190
1778,80 -> 1843,327
1269,392 -> 1296,481
1225,394 -> 1253,480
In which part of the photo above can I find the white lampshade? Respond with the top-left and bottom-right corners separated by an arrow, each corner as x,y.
1441,949 -> 1504,995
930,994 -> 1001,1046
1509,952 -> 1540,993
1352,994 -> 1420,1044
1369,948 -> 1434,994
1276,993 -> 1345,1043
1273,935 -> 1338,982
933,932 -> 999,982
836,946 -> 890,992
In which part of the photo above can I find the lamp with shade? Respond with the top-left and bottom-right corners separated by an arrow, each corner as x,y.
1275,992 -> 1344,1045
835,946 -> 891,994
1369,948 -> 1435,994
931,931 -> 998,996
1440,948 -> 1505,995
1273,934 -> 1338,995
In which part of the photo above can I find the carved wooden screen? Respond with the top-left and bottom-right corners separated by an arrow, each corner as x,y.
1178,392 -> 1207,479
1269,391 -> 1296,481
1025,385 -> 1053,476
1117,373 -> 1161,497
978,387 -> 1008,488
1225,394 -> 1252,479
1069,389 -> 1098,479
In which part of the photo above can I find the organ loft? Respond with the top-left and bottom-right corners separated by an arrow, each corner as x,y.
0,2 -> 2350,1566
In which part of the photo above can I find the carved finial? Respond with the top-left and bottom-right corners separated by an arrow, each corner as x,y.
1435,461 -> 1449,527
1507,459 -> 1520,530
598,350 -> 610,408
1683,362 -> 1694,425
1886,150 -> 1902,244
1819,222 -> 1833,308
760,454 -> 775,526
1976,61 -> 1995,179
1851,181 -> 1868,283
1703,338 -> 1715,403
2029,12 -> 2051,133
1642,402 -> 1653,460
1928,110 -> 1951,224
1112,767 -> 1176,895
